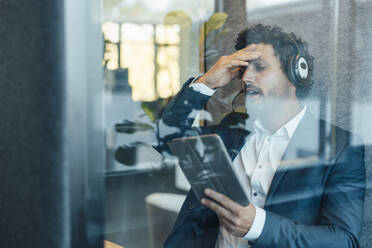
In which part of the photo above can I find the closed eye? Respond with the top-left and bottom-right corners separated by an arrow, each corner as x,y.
248,59 -> 267,71
254,64 -> 266,71
239,61 -> 267,73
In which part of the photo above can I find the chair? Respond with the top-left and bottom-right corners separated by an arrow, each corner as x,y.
146,193 -> 186,248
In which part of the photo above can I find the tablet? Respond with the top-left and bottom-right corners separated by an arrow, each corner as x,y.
167,134 -> 249,206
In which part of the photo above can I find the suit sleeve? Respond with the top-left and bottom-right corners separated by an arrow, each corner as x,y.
154,77 -> 216,154
252,142 -> 366,248
159,78 -> 221,247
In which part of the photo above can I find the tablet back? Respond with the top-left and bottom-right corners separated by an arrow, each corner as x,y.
167,134 -> 249,206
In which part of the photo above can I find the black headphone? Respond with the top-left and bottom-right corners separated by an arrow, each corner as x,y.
287,32 -> 310,86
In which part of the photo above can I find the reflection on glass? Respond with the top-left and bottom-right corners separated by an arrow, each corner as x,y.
101,1 -> 372,248
155,22 -> 366,248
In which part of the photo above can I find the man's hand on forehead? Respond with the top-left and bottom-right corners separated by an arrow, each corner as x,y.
194,43 -> 261,89
233,44 -> 261,63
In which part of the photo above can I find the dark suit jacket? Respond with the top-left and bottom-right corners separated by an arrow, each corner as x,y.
156,78 -> 366,248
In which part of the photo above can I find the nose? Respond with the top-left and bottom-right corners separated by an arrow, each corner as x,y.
241,64 -> 256,82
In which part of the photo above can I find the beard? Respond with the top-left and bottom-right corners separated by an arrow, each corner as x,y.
244,83 -> 292,120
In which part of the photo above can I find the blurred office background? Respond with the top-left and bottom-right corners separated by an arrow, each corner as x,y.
1,0 -> 372,248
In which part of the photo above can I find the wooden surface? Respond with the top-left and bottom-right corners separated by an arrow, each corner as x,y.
104,240 -> 125,248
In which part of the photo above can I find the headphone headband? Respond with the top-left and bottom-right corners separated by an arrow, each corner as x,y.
288,32 -> 302,56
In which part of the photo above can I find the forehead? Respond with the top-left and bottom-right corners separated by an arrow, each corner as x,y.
249,43 -> 279,64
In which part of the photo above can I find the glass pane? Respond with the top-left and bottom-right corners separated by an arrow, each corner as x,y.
101,0 -> 372,247
102,1 -> 214,247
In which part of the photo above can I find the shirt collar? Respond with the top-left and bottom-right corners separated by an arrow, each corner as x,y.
253,104 -> 307,139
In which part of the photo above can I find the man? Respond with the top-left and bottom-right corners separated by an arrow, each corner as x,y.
156,24 -> 365,247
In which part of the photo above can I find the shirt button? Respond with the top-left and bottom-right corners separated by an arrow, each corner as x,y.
258,164 -> 262,169
253,192 -> 258,197
266,137 -> 271,141
189,204 -> 194,210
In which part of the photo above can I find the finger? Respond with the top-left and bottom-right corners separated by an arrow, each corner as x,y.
201,198 -> 236,220
219,215 -> 235,227
225,60 -> 249,68
204,189 -> 242,214
244,43 -> 257,51
232,51 -> 261,61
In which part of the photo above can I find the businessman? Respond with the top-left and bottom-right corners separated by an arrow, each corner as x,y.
156,24 -> 366,247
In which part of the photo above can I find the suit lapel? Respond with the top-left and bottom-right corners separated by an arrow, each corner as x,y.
216,112 -> 251,161
264,110 -> 321,209
228,128 -> 250,161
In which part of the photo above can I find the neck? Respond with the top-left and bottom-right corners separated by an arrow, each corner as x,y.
260,99 -> 302,134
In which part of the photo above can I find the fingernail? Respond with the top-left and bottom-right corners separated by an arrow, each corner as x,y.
205,188 -> 210,194
201,199 -> 206,204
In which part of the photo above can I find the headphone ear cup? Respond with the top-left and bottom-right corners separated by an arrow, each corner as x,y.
287,54 -> 299,86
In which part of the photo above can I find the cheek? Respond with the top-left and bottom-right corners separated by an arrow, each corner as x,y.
259,73 -> 284,95
262,75 -> 291,98
267,83 -> 290,98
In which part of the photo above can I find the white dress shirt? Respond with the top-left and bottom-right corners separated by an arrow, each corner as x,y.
189,81 -> 307,248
